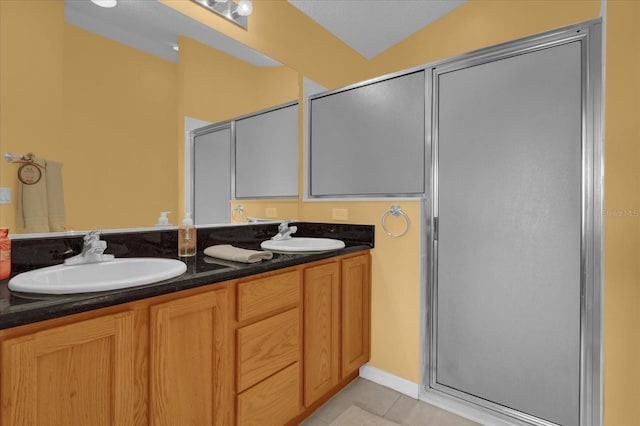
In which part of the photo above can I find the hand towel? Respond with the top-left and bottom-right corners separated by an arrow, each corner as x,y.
204,244 -> 273,264
45,160 -> 67,232
15,158 -> 49,233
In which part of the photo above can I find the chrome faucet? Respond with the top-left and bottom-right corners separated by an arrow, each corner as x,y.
271,221 -> 297,241
64,231 -> 115,265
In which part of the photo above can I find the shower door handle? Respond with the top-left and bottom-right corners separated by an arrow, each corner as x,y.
433,217 -> 439,241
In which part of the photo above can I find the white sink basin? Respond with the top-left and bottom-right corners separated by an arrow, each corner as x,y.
8,258 -> 187,295
260,237 -> 345,253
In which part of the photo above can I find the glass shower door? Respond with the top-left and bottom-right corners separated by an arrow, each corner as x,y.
432,40 -> 583,426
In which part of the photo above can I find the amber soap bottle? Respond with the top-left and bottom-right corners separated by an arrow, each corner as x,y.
178,214 -> 196,257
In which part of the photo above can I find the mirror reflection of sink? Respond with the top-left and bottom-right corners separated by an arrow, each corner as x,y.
260,237 -> 345,253
8,258 -> 187,295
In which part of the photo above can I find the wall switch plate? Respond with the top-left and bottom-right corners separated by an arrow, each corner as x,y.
0,187 -> 11,204
265,207 -> 278,218
332,208 -> 349,221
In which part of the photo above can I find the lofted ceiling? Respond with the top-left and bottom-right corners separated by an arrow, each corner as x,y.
287,0 -> 467,59
65,0 -> 467,65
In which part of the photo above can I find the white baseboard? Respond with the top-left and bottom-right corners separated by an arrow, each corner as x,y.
358,365 -> 519,426
358,364 -> 421,399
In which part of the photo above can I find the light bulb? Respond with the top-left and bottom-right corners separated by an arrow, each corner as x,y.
236,0 -> 252,16
90,0 -> 117,8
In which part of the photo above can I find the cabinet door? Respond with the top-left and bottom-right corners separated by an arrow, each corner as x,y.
341,254 -> 371,377
1,312 -> 136,426
303,262 -> 340,407
149,289 -> 229,426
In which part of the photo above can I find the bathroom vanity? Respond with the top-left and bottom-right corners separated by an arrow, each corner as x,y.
0,222 -> 373,425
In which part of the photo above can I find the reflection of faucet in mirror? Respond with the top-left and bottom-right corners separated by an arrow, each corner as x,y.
64,231 -> 114,265
271,221 -> 297,241
231,205 -> 248,223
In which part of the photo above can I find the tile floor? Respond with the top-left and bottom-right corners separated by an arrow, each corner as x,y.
300,378 -> 481,426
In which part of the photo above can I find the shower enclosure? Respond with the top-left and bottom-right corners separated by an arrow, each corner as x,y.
424,21 -> 603,426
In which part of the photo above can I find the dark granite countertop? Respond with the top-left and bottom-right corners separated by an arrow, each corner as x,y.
0,222 -> 374,330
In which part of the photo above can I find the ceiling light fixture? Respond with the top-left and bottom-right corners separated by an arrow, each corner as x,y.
190,0 -> 252,29
90,0 -> 117,8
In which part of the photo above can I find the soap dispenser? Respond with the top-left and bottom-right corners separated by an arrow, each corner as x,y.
156,211 -> 171,226
178,213 -> 196,257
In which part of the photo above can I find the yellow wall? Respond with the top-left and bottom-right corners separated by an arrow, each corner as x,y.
603,2 -> 640,425
161,0 -> 369,89
1,2 -> 298,232
63,25 -> 179,230
177,36 -> 298,125
0,0 -> 179,231
369,0 -> 602,78
0,0 -> 65,231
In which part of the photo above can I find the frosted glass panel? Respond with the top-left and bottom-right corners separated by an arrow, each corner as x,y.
435,41 -> 582,426
310,71 -> 425,196
193,127 -> 231,224
235,104 -> 298,198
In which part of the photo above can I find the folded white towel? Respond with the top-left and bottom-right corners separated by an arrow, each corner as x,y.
204,245 -> 273,264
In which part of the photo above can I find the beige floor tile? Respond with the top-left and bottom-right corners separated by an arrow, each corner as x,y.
306,378 -> 479,426
312,381 -> 364,422
346,379 -> 402,417
383,395 -> 427,424
400,401 -> 481,426
312,378 -> 402,422
300,415 -> 331,426
428,409 -> 481,426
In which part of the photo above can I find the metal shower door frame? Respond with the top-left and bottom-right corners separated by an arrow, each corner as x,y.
422,20 -> 603,426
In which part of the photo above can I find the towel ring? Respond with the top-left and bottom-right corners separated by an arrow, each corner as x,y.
381,204 -> 410,238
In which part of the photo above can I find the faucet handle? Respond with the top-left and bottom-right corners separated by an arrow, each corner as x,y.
278,221 -> 290,232
84,230 -> 102,244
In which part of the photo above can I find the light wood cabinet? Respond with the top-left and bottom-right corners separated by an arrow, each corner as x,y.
235,270 -> 303,425
303,261 -> 341,407
341,253 -> 371,377
0,251 -> 371,426
149,288 -> 229,426
1,311 -> 137,426
302,252 -> 372,410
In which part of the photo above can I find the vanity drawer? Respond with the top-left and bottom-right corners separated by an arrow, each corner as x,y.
237,270 -> 300,322
237,363 -> 300,426
237,308 -> 300,392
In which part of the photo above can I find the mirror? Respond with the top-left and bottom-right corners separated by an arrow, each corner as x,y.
0,0 -> 299,236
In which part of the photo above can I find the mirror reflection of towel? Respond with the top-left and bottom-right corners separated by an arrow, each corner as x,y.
46,161 -> 66,232
15,158 -> 66,233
